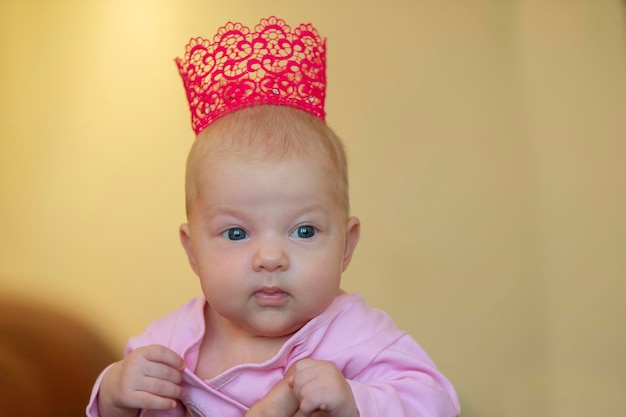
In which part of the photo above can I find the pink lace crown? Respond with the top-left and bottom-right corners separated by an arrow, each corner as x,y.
175,16 -> 327,135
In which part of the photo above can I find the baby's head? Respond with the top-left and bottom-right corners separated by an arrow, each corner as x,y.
176,18 -> 360,337
184,105 -> 350,220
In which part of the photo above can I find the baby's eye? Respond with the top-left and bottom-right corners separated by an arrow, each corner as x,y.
292,225 -> 316,239
222,228 -> 248,241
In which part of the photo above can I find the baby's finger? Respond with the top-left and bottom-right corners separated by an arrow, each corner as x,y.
290,361 -> 322,394
131,389 -> 179,411
143,361 -> 184,385
286,358 -> 316,388
142,345 -> 186,370
292,408 -> 329,417
137,376 -> 184,400
245,377 -> 299,417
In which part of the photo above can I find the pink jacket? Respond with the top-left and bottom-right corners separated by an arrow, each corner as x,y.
87,293 -> 460,417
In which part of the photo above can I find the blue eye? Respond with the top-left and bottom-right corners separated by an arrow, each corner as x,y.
223,228 -> 247,241
293,225 -> 316,239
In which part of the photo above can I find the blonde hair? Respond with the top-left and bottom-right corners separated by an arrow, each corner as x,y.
185,105 -> 349,217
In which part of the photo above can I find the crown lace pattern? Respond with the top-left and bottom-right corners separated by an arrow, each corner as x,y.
176,16 -> 327,134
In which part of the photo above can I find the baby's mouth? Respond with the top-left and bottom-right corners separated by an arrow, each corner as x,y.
254,287 -> 289,306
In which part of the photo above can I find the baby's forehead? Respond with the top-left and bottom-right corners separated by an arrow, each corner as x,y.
194,126 -> 333,166
195,142 -> 332,174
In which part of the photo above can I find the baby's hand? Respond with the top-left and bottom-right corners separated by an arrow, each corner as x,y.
245,375 -> 329,417
99,344 -> 185,417
287,359 -> 358,417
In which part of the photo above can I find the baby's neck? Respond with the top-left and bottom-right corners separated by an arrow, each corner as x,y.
194,307 -> 293,380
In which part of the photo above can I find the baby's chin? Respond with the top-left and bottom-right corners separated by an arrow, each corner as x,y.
247,293 -> 345,338
250,318 -> 311,339
246,311 -> 321,339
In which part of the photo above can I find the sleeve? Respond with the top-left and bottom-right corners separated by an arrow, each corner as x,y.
85,364 -> 114,417
346,334 -> 460,417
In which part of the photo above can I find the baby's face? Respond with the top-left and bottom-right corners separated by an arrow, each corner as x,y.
180,153 -> 359,338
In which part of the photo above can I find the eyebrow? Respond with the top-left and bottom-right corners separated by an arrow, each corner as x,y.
201,202 -> 332,219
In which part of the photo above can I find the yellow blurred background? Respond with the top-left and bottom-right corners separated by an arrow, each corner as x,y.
1,1 -> 624,416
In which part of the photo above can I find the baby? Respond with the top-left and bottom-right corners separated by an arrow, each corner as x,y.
87,16 -> 460,417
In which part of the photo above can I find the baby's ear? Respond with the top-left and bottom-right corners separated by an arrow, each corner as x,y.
342,217 -> 360,272
179,223 -> 199,275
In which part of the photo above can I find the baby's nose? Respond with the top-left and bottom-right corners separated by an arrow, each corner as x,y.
252,238 -> 289,272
